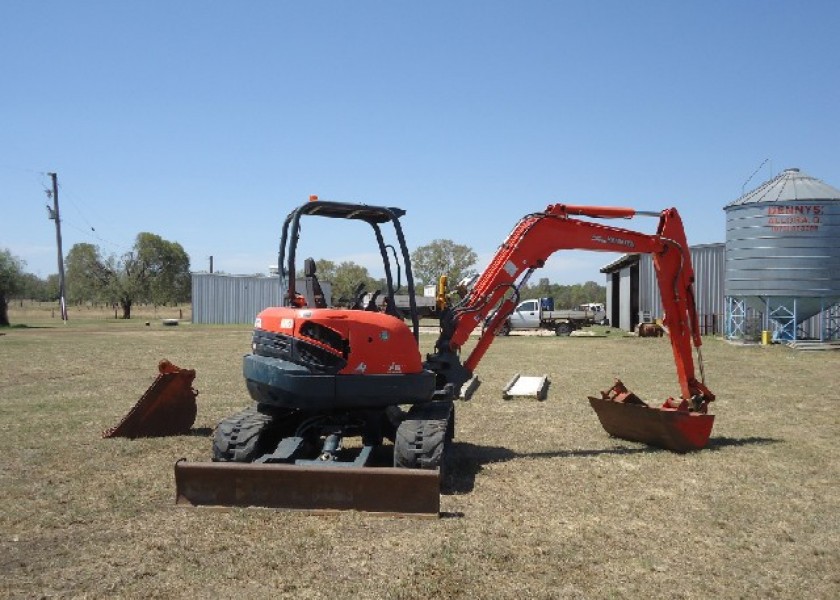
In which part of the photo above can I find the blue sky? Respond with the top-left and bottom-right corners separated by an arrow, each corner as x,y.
2,1 -> 838,285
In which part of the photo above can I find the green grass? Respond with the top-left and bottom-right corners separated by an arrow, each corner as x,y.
1,306 -> 838,598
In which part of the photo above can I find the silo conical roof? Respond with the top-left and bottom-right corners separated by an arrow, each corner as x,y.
726,168 -> 840,207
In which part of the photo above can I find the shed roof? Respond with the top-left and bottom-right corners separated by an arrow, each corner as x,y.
726,168 -> 840,207
600,253 -> 639,273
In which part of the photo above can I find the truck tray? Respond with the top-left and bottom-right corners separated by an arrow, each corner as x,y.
174,460 -> 440,517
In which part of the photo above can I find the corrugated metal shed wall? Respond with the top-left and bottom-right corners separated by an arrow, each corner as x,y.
607,239 -> 836,337
638,243 -> 725,332
192,273 -> 282,324
192,273 -> 333,324
619,267 -> 633,331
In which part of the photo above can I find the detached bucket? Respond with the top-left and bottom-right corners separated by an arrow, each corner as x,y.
588,380 -> 714,452
103,360 -> 198,438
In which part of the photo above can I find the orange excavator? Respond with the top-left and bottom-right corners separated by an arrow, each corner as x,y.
173,198 -> 715,515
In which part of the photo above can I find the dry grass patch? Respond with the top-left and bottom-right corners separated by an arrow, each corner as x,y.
1,314 -> 838,598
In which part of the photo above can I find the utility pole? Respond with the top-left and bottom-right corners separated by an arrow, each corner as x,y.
46,172 -> 68,322
209,255 -> 214,273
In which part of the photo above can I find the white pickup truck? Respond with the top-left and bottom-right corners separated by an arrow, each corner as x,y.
498,298 -> 607,336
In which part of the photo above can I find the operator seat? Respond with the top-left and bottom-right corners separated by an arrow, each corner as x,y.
303,258 -> 327,309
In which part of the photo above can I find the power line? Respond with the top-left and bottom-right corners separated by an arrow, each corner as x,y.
41,174 -> 131,254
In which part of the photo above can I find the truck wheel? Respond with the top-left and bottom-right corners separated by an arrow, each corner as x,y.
555,322 -> 572,336
497,322 -> 511,336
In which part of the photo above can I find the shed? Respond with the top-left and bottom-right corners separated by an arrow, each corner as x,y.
601,243 -> 726,334
191,273 -> 331,325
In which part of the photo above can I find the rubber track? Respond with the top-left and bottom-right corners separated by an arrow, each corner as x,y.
393,402 -> 453,470
212,406 -> 274,462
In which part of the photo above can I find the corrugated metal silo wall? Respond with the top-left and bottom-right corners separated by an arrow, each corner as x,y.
639,244 -> 725,333
724,201 -> 840,299
192,273 -> 281,324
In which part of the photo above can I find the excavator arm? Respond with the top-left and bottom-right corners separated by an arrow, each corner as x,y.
427,203 -> 714,415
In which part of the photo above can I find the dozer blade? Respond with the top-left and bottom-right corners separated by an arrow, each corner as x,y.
103,360 -> 198,439
174,460 -> 440,517
588,380 -> 714,452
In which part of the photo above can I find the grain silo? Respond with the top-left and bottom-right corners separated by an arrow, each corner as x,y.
724,168 -> 840,341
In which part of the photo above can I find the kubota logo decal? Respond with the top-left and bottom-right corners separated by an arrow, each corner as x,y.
592,234 -> 635,248
355,362 -> 367,374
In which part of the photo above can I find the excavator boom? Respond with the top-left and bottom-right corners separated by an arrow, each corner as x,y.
428,203 -> 715,451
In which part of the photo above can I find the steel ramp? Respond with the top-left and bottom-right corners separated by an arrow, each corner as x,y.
174,460 -> 441,517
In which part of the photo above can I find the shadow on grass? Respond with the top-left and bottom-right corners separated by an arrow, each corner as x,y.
444,442 -> 654,494
444,435 -> 782,494
186,427 -> 215,437
705,435 -> 781,450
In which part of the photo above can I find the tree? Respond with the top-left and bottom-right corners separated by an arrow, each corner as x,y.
64,233 -> 191,319
329,261 -> 378,306
519,279 -> 606,308
17,272 -> 56,302
410,239 -> 478,287
66,243 -> 110,304
0,249 -> 26,326
134,233 -> 191,305
314,259 -> 337,283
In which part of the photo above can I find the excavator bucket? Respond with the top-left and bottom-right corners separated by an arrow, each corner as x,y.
588,380 -> 714,452
103,360 -> 198,439
173,460 -> 441,517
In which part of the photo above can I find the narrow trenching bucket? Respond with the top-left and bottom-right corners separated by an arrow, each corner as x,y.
174,460 -> 441,517
103,360 -> 198,439
588,380 -> 714,452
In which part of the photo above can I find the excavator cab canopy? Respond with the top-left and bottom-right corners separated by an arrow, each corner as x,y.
277,198 -> 421,339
